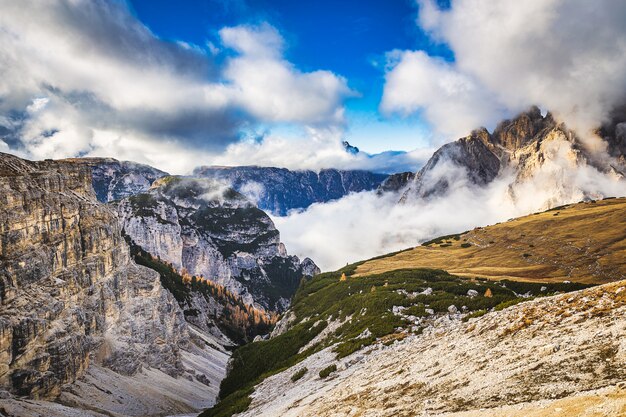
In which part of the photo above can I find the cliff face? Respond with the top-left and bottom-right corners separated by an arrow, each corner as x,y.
117,176 -> 319,312
0,153 -> 229,415
193,166 -> 388,215
61,157 -> 168,203
400,106 -> 625,206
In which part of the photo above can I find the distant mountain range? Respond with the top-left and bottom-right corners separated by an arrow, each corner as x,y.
61,157 -> 168,203
72,158 -> 389,216
193,166 -> 388,215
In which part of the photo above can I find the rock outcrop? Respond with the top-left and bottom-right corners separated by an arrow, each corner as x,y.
0,153 -> 229,416
400,106 -> 626,205
61,157 -> 168,203
117,176 -> 319,311
376,171 -> 416,193
193,166 -> 388,215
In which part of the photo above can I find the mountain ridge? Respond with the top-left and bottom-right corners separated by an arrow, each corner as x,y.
193,166 -> 388,215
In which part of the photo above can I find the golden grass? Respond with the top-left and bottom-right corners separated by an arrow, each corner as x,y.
355,198 -> 626,284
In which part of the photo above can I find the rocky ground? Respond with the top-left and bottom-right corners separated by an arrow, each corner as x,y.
239,280 -> 626,416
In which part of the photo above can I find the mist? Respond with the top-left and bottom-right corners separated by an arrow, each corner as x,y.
272,154 -> 626,271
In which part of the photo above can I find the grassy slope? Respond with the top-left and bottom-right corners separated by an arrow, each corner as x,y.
355,198 -> 626,284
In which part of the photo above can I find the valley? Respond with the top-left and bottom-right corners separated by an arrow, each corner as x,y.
2,2 -> 626,416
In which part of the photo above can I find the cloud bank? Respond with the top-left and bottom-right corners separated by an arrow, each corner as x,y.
382,0 -> 626,143
275,157 -> 626,271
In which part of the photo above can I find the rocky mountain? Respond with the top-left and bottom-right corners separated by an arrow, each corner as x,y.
376,171 -> 415,193
0,153 -> 231,416
205,198 -> 626,417
397,106 -> 626,204
193,166 -> 388,215
117,176 -> 319,312
61,157 -> 168,203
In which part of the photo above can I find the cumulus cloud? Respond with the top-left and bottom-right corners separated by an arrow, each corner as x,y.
383,0 -> 626,144
381,50 -> 504,140
218,24 -> 354,125
0,0 -> 352,172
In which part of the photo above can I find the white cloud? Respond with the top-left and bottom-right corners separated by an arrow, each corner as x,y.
218,24 -> 354,125
0,1 -> 352,171
383,0 -> 626,144
381,50 -> 503,140
210,127 -> 430,173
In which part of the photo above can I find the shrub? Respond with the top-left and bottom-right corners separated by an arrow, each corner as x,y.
319,364 -> 337,378
291,367 -> 308,382
460,243 -> 472,248
199,387 -> 253,417
462,309 -> 487,322
334,336 -> 376,358
494,298 -> 527,311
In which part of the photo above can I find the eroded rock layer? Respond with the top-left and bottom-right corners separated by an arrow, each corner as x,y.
0,153 -> 229,416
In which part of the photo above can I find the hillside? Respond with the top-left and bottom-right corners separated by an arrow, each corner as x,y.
203,196 -> 626,417
237,279 -> 626,417
203,269 -> 591,416
355,197 -> 626,284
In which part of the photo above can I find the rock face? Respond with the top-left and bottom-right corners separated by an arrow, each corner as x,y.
193,166 -> 388,215
117,176 -> 319,311
400,106 -> 626,205
0,153 -> 229,415
377,171 -> 416,193
61,157 -> 168,203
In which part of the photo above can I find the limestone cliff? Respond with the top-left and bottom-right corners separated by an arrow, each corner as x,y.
0,153 -> 229,416
117,176 -> 319,312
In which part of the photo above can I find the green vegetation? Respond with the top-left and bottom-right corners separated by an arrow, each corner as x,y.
200,387 -> 253,417
291,367 -> 308,382
218,320 -> 327,399
319,364 -> 337,378
421,232 -> 465,246
460,243 -> 472,248
205,265 -> 596,417
495,298 -> 529,311
124,235 -> 273,344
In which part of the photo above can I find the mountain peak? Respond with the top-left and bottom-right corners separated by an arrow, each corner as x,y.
491,106 -> 556,151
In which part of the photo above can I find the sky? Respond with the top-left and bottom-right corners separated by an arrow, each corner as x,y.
0,0 -> 625,175
126,0 -> 450,153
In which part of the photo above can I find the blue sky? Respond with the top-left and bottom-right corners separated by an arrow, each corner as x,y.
127,0 -> 451,153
